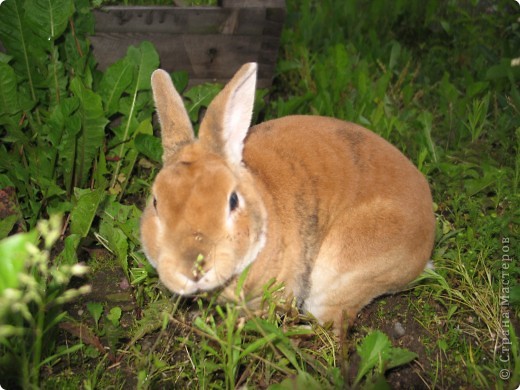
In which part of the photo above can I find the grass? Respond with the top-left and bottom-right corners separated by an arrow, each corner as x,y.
0,0 -> 519,388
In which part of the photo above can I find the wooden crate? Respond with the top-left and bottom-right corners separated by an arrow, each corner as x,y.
91,0 -> 286,88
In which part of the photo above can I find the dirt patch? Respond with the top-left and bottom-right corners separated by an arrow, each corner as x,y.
0,187 -> 17,218
352,293 -> 436,388
0,187 -> 22,236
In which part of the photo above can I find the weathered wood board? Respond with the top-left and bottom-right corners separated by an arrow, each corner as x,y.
91,0 -> 286,88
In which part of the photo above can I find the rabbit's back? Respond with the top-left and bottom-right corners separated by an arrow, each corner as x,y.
244,115 -> 432,221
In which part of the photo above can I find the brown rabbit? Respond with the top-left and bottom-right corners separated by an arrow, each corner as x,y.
140,63 -> 435,330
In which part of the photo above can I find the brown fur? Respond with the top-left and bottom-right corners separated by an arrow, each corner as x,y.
140,63 -> 435,331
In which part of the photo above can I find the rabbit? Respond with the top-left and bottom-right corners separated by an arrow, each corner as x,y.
140,62 -> 436,331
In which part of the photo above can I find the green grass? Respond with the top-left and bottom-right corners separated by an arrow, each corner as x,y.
1,0 -> 519,388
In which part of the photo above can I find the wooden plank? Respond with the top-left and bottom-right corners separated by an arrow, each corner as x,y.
93,7 -> 269,35
90,33 -> 278,87
221,0 -> 285,8
91,3 -> 285,88
91,33 -> 262,72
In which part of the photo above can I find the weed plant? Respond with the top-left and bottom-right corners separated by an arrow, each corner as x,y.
0,0 -> 519,388
0,215 -> 90,388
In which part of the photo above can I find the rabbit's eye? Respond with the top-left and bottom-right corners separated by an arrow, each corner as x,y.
229,192 -> 239,212
153,197 -> 157,210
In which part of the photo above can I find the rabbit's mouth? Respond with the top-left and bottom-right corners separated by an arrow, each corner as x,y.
178,272 -> 214,295
159,267 -> 228,296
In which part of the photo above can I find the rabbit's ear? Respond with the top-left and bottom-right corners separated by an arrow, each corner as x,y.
199,63 -> 257,166
151,69 -> 194,163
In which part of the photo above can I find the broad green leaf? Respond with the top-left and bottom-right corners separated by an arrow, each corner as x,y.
0,175 -> 14,188
59,113 -> 82,194
126,41 -> 159,91
467,81 -> 489,98
0,62 -> 19,115
86,302 -> 104,328
46,47 -> 68,106
134,134 -> 162,163
37,176 -> 67,199
0,230 -> 38,292
70,187 -> 105,237
47,97 -> 80,146
0,113 -> 22,132
110,42 -> 159,190
354,331 -> 416,385
114,144 -> 139,197
62,12 -> 94,81
0,62 -> 25,129
99,57 -> 134,116
0,0 -> 28,58
136,117 -> 153,136
70,78 -> 109,188
26,145 -> 55,189
110,114 -> 139,142
0,0 -> 43,102
171,70 -> 189,92
485,59 -> 512,81
364,375 -> 391,390
115,119 -> 152,197
355,331 -> 392,383
55,233 -> 81,265
97,200 -> 142,275
107,306 -> 122,327
0,215 -> 19,240
25,0 -> 74,41
184,83 -> 223,122
48,97 -> 81,194
94,147 -> 109,190
0,149 -> 31,212
386,348 -> 418,371
0,53 -> 12,64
